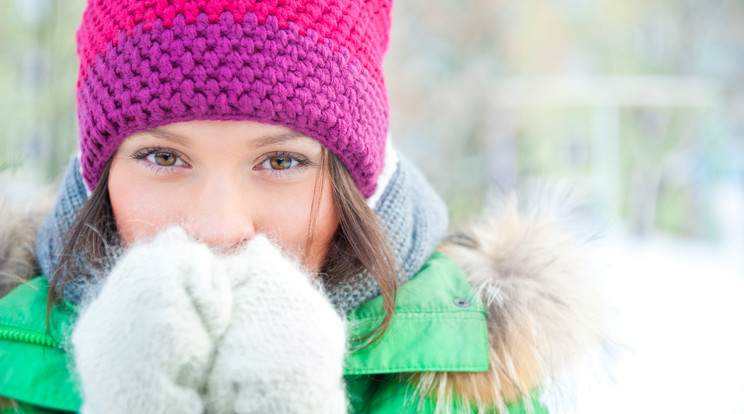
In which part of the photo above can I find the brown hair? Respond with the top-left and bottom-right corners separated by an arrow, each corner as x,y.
322,149 -> 398,344
46,158 -> 118,323
49,149 -> 398,343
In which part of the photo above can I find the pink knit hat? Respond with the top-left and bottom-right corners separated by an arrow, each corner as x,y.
76,0 -> 391,197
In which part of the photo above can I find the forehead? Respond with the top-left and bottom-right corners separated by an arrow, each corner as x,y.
125,120 -> 323,151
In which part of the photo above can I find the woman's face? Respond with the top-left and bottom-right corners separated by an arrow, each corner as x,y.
108,120 -> 339,272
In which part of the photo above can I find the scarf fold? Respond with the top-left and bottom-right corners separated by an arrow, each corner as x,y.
37,152 -> 449,313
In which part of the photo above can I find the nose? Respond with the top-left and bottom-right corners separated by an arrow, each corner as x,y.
183,177 -> 255,251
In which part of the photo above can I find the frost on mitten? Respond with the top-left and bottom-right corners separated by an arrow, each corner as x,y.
206,235 -> 348,414
72,227 -> 233,414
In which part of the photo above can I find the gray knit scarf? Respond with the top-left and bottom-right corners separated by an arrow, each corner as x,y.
36,153 -> 448,313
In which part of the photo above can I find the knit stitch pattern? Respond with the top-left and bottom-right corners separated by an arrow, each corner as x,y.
76,1 -> 391,196
77,0 -> 390,86
72,227 -> 347,413
35,156 -> 91,304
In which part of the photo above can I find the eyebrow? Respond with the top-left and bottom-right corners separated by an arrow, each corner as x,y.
144,128 -> 191,146
250,131 -> 310,148
142,128 -> 309,148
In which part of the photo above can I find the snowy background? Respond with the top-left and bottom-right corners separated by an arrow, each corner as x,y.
571,183 -> 744,413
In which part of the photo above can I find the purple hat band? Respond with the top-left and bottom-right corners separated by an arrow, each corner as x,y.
77,11 -> 388,197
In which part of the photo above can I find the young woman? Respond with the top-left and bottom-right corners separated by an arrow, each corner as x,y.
0,1 -> 606,413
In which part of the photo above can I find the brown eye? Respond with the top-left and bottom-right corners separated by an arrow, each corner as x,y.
270,156 -> 295,170
154,152 -> 177,166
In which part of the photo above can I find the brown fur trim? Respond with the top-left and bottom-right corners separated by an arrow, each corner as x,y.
406,193 -> 607,412
0,190 -> 55,297
0,397 -> 19,412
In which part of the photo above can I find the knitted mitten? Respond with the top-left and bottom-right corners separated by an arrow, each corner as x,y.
72,229 -> 347,413
72,227 -> 232,414
206,235 -> 347,414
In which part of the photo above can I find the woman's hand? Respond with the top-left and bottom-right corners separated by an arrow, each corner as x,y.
72,227 -> 232,414
71,228 -> 347,414
206,235 -> 347,414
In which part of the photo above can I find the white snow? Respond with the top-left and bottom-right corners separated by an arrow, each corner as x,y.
574,195 -> 744,414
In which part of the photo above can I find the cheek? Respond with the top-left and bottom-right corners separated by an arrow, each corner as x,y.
252,176 -> 338,271
108,164 -> 175,246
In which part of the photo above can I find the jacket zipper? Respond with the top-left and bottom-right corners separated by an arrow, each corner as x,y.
0,327 -> 59,348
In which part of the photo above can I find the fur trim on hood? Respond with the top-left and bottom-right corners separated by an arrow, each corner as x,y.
0,191 -> 54,297
406,193 -> 607,412
0,190 -> 607,411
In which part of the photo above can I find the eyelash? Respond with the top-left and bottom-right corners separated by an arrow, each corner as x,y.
130,148 -> 312,177
131,147 -> 190,175
254,151 -> 312,178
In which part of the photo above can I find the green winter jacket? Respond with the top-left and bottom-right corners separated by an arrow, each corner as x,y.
0,251 -> 547,413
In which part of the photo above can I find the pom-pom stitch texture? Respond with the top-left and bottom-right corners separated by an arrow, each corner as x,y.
76,0 -> 391,196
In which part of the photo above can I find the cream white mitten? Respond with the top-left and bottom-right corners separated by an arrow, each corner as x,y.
206,235 -> 348,414
72,227 -> 233,414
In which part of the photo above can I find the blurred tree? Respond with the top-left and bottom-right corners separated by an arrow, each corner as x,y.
0,0 -> 84,182
385,0 -> 744,235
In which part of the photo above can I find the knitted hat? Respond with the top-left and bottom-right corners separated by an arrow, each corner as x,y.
76,0 -> 391,197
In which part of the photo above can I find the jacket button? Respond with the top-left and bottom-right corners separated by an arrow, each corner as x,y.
453,298 -> 470,307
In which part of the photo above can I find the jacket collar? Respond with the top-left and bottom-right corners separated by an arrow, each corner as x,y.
344,251 -> 489,375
